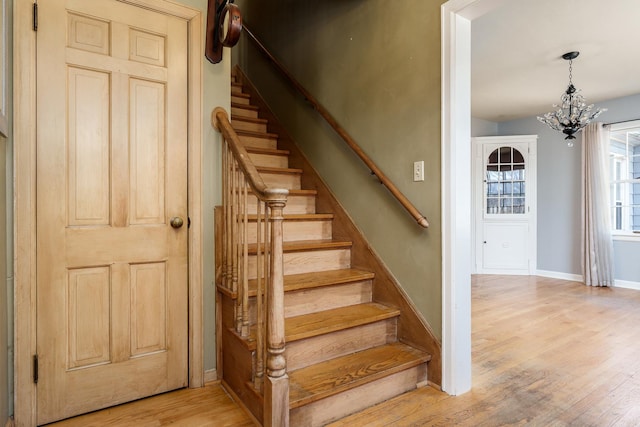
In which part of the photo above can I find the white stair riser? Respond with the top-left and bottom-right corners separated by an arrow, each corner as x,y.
231,106 -> 259,119
260,171 -> 301,189
290,364 -> 428,427
284,280 -> 372,318
231,95 -> 250,105
247,152 -> 288,168
247,194 -> 316,214
232,119 -> 267,133
246,280 -> 373,325
238,135 -> 278,149
286,318 -> 395,372
245,220 -> 332,243
247,249 -> 350,279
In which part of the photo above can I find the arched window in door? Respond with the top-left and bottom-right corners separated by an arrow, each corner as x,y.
486,147 -> 526,214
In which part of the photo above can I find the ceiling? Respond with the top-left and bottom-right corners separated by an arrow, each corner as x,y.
471,0 -> 640,122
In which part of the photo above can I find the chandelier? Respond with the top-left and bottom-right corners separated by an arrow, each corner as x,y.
537,51 -> 606,147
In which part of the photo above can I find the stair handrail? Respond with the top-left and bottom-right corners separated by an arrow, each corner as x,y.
212,107 -> 290,426
242,26 -> 429,228
212,107 -> 289,204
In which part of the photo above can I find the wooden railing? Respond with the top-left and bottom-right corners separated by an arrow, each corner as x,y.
242,26 -> 429,228
212,107 -> 290,426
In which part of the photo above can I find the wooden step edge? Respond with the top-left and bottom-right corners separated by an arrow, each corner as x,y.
216,283 -> 237,299
235,129 -> 279,139
231,102 -> 259,111
243,380 -> 264,404
227,326 -> 257,351
244,146 -> 290,156
256,166 -> 303,175
248,239 -> 353,255
285,302 -> 400,343
242,302 -> 398,350
289,343 -> 432,409
247,268 -> 375,297
231,92 -> 251,99
244,213 -> 334,222
231,115 -> 268,125
248,189 -> 317,197
231,82 -> 243,88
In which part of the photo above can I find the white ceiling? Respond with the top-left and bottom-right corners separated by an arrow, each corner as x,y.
471,0 -> 640,122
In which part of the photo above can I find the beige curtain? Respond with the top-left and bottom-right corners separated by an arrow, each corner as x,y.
581,122 -> 615,286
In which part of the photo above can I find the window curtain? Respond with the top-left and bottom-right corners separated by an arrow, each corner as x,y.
581,122 -> 615,287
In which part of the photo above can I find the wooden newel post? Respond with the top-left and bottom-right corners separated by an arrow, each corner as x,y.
265,198 -> 289,427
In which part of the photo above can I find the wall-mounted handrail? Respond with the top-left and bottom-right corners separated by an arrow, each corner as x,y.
242,26 -> 429,228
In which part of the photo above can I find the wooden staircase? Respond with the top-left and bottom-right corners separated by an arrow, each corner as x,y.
215,72 -> 438,426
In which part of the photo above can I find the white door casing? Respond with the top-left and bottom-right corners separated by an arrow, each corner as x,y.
473,136 -> 537,275
441,0 -> 510,395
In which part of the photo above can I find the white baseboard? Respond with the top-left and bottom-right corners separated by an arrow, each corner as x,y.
204,369 -> 218,383
536,270 -> 640,290
535,269 -> 583,282
614,279 -> 640,290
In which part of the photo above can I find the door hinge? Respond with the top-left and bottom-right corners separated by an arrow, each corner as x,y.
33,3 -> 38,31
33,354 -> 38,384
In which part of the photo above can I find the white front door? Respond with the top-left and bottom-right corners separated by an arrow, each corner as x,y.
36,0 -> 189,423
473,136 -> 537,275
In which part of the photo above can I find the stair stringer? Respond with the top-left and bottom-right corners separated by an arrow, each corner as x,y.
234,66 -> 442,388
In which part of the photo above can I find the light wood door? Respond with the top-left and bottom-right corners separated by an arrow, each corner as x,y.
36,0 -> 188,424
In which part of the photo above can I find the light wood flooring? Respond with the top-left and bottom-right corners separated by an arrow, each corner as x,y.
48,275 -> 640,426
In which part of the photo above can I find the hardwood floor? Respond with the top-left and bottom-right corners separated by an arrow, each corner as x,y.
47,275 -> 640,426
331,275 -> 640,426
45,382 -> 256,426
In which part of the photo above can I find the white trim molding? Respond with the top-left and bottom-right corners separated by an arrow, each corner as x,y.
441,1 -> 472,396
536,270 -> 584,283
614,279 -> 640,291
441,0 -> 510,396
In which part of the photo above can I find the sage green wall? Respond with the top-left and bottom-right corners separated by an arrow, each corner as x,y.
234,0 -> 445,338
173,0 -> 227,374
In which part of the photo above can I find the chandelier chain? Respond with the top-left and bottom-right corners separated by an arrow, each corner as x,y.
568,59 -> 573,85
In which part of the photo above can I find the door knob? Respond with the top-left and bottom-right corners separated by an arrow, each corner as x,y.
170,217 -> 184,229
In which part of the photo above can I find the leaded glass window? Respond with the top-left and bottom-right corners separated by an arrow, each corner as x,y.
486,147 -> 526,214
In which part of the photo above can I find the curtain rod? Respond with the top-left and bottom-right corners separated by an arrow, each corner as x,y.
604,119 -> 640,126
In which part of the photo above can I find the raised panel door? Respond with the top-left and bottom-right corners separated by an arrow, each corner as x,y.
36,0 -> 188,423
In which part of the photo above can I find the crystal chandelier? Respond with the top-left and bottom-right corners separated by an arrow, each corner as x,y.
537,51 -> 606,147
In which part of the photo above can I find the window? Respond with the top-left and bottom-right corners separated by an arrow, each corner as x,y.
485,147 -> 526,214
609,122 -> 640,234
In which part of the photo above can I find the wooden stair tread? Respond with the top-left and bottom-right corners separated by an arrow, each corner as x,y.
245,213 -> 333,222
256,166 -> 303,175
235,129 -> 278,139
285,268 -> 374,291
231,92 -> 250,99
249,188 -> 317,196
224,301 -> 396,351
289,342 -> 431,409
244,146 -> 290,156
231,102 -> 259,111
285,302 -> 399,342
232,115 -> 268,125
248,239 -> 352,254
247,268 -> 374,297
